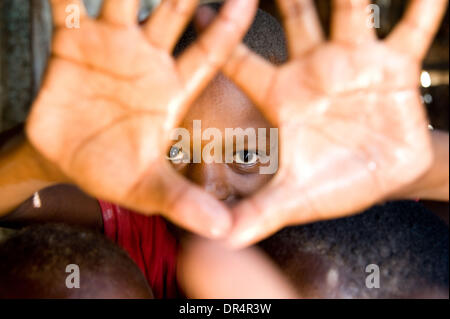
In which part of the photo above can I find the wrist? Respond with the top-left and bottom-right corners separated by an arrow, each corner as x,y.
32,144 -> 70,184
0,129 -> 69,215
388,130 -> 449,202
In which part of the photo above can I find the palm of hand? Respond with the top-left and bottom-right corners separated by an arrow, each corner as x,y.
28,20 -> 184,204
26,0 -> 259,238
222,0 -> 447,247
272,42 -> 430,218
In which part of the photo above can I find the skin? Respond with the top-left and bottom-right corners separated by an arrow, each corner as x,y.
25,0 -> 259,239
0,131 -> 67,214
1,73 -> 447,299
208,0 -> 450,247
0,0 -> 448,299
1,0 -> 448,243
0,74 -> 295,300
4,275 -> 154,299
394,130 -> 449,201
175,74 -> 275,206
0,74 -> 276,227
2,76 -> 446,220
177,236 -> 299,299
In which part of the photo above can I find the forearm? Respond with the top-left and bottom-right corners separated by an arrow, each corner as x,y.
0,184 -> 103,231
395,130 -> 449,202
0,126 -> 68,216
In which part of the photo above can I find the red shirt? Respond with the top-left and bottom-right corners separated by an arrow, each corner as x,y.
99,200 -> 179,299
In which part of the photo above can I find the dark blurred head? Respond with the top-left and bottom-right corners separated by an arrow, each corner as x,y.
259,201 -> 449,299
0,224 -> 153,299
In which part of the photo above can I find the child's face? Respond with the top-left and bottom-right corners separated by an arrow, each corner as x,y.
170,74 -> 276,207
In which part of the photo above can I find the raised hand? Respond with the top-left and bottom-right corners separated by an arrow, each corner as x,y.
221,0 -> 448,247
26,0 -> 258,238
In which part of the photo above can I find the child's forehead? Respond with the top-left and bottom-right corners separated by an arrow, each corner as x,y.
181,74 -> 271,131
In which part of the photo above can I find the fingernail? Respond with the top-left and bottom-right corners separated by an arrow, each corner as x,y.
225,224 -> 259,249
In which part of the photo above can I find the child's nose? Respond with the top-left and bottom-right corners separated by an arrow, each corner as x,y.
204,182 -> 232,201
186,163 -> 234,201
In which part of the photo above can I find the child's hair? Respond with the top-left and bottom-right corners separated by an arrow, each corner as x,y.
174,4 -> 288,65
0,223 -> 153,299
258,201 -> 449,298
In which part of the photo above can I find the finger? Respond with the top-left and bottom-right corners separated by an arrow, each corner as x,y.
130,161 -> 232,239
194,6 -> 280,124
163,172 -> 232,239
276,0 -> 324,58
226,173 -> 315,248
177,237 -> 299,298
144,0 -> 198,52
223,44 -> 279,124
176,0 -> 259,105
385,0 -> 448,61
100,0 -> 140,26
331,0 -> 377,45
49,0 -> 87,27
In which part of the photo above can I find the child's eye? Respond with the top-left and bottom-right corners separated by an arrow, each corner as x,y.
167,146 -> 186,163
234,150 -> 259,165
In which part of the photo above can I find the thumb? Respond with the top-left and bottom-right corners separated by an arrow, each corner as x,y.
164,172 -> 233,239
130,161 -> 232,239
226,173 -> 315,248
